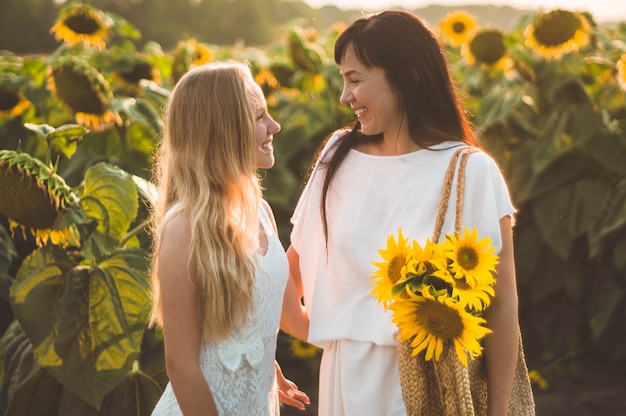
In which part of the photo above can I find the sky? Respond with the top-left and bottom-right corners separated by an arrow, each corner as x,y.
303,0 -> 626,22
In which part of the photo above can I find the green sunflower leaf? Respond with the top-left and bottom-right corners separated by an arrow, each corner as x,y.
57,389 -> 100,416
588,178 -> 626,257
9,245 -> 150,409
477,84 -> 527,129
111,97 -> 160,128
531,178 -> 610,259
0,223 -> 17,277
5,368 -> 64,416
99,370 -> 163,416
138,79 -> 171,101
106,12 -> 141,40
590,280 -> 625,343
0,320 -> 31,403
23,122 -> 55,138
80,162 -> 139,243
132,174 -> 158,207
47,124 -> 88,160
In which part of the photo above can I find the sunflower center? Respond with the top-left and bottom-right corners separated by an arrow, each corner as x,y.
416,299 -> 464,340
457,246 -> 479,270
452,21 -> 466,35
533,11 -> 581,47
120,62 -> 154,84
470,30 -> 506,65
65,13 -> 101,35
387,255 -> 405,284
53,65 -> 106,115
0,163 -> 59,229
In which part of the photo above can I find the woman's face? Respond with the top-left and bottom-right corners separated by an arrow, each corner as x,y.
338,43 -> 405,138
248,81 -> 281,169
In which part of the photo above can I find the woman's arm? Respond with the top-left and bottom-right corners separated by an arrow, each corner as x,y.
483,215 -> 520,416
280,245 -> 309,341
158,214 -> 219,416
286,245 -> 303,297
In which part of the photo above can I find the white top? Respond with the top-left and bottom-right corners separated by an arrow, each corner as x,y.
290,130 -> 516,349
152,203 -> 289,415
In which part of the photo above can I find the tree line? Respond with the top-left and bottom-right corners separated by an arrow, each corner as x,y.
0,0 -> 537,56
0,0 -> 358,54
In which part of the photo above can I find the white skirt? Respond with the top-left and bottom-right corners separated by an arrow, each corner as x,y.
318,339 -> 407,416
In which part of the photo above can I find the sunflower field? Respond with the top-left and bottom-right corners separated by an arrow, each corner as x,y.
0,2 -> 625,415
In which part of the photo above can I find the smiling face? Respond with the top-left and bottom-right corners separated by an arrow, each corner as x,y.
339,43 -> 407,139
247,80 -> 281,169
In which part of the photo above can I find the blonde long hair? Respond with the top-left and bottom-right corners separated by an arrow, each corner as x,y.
150,61 -> 261,340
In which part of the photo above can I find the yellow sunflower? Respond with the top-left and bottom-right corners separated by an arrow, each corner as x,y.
528,370 -> 549,390
461,27 -> 510,72
404,238 -> 452,294
524,9 -> 590,60
50,4 -> 112,49
443,227 -> 498,288
191,42 -> 213,67
438,10 -> 478,47
254,68 -> 279,100
47,56 -> 120,130
172,39 -> 214,82
407,238 -> 447,276
370,228 -> 411,308
290,339 -> 321,359
0,81 -> 31,121
391,287 -> 491,366
451,276 -> 495,312
328,22 -> 348,44
616,54 -> 626,92
0,150 -> 79,247
427,266 -> 491,311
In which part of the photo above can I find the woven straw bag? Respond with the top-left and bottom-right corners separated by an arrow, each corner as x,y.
397,146 -> 536,416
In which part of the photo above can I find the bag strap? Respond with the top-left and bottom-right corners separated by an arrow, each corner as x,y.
432,145 -> 479,243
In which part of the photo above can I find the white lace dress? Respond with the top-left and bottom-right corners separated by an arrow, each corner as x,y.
151,205 -> 289,415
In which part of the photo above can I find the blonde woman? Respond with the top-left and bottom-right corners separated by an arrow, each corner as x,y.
150,61 -> 309,415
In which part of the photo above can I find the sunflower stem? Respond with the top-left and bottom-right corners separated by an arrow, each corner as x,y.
540,345 -> 594,372
115,122 -> 129,152
120,217 -> 150,246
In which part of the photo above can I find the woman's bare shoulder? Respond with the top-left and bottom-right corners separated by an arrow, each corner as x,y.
158,210 -> 192,269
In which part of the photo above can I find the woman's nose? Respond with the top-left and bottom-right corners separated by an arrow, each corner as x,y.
270,117 -> 281,134
340,86 -> 353,105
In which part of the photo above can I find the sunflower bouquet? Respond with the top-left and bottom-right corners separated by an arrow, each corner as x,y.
370,226 -> 498,367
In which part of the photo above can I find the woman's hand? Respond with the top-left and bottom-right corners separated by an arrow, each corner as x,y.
275,361 -> 310,410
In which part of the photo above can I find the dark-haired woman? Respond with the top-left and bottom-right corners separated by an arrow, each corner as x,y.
288,10 -> 530,416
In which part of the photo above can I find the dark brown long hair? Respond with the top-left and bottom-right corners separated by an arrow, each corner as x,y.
318,10 -> 480,242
